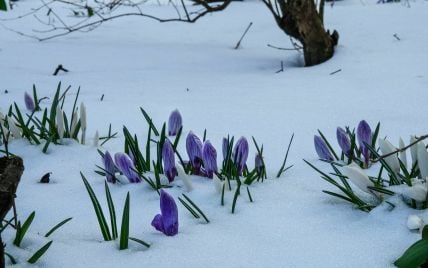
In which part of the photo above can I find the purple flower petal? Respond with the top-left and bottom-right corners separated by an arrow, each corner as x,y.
186,131 -> 203,174
162,139 -> 178,182
152,189 -> 178,236
168,109 -> 182,136
222,137 -> 229,161
357,120 -> 372,166
103,151 -> 117,183
114,153 -> 141,183
336,127 -> 351,156
233,137 -> 249,175
202,140 -> 217,178
255,153 -> 264,175
24,92 -> 35,112
314,135 -> 334,161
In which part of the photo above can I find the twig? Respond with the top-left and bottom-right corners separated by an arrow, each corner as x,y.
393,33 -> 401,41
372,134 -> 428,163
275,61 -> 284,73
53,64 -> 69,76
329,69 -> 341,75
267,43 -> 300,51
234,22 -> 253,49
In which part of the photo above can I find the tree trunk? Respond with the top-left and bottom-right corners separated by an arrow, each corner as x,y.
0,156 -> 24,268
276,0 -> 339,66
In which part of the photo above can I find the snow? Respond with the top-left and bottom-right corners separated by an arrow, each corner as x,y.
1,0 -> 428,266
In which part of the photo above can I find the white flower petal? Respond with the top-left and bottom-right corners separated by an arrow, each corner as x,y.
341,165 -> 374,193
7,116 -> 21,139
378,139 -> 400,174
213,174 -> 224,193
403,183 -> 427,202
417,142 -> 428,179
407,215 -> 424,230
410,136 -> 418,168
399,137 -> 407,169
176,164 -> 193,192
56,106 -> 64,139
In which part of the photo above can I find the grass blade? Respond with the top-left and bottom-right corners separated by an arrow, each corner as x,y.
182,194 -> 209,223
27,241 -> 53,264
129,237 -> 151,248
105,181 -> 118,239
119,192 -> 130,250
178,197 -> 200,218
276,133 -> 294,178
14,211 -> 36,247
246,186 -> 253,202
44,217 -> 72,237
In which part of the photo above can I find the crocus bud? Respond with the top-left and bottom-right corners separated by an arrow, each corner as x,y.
407,215 -> 424,230
162,140 -> 178,182
336,127 -> 351,156
399,137 -> 407,169
410,136 -> 418,167
186,131 -> 203,174
114,153 -> 141,183
378,139 -> 400,174
80,102 -> 87,144
213,174 -> 223,193
7,116 -> 21,139
168,109 -> 182,136
93,130 -> 99,147
103,151 -> 117,183
417,142 -> 428,179
151,189 -> 179,236
233,136 -> 249,175
24,92 -> 35,112
341,164 -> 374,193
314,135 -> 334,161
70,111 -> 78,136
202,140 -> 217,178
357,120 -> 372,166
222,137 -> 229,161
255,153 -> 264,175
56,106 -> 64,140
176,164 -> 193,192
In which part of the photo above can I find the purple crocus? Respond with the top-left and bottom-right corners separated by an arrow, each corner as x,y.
336,127 -> 351,156
233,137 -> 249,175
151,189 -> 179,236
162,139 -> 178,182
103,151 -> 117,183
202,140 -> 217,178
24,92 -> 35,112
186,131 -> 203,174
255,153 -> 264,175
314,135 -> 334,161
222,137 -> 229,161
357,120 -> 372,166
114,153 -> 141,183
168,109 -> 182,136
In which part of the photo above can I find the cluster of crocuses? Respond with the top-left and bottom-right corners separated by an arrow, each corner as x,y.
314,120 -> 376,168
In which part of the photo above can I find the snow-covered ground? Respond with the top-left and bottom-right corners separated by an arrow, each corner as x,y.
1,0 -> 428,266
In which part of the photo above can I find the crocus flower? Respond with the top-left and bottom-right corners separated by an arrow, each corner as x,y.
336,127 -> 351,156
341,164 -> 374,193
222,137 -> 229,161
233,136 -> 249,175
24,92 -> 35,112
356,120 -> 372,166
151,189 -> 179,236
213,174 -> 223,193
399,137 -> 407,169
410,136 -> 418,168
417,142 -> 428,179
162,140 -> 178,182
70,111 -> 78,136
93,130 -> 99,147
186,131 -> 203,174
176,164 -> 193,192
314,135 -> 334,161
103,151 -> 117,183
6,116 -> 21,139
202,140 -> 217,178
404,182 -> 427,202
168,109 -> 182,136
56,106 -> 64,140
80,102 -> 87,144
255,153 -> 264,175
378,139 -> 400,174
114,153 -> 141,183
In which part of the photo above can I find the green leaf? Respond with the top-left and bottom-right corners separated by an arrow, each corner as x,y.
27,241 -> 53,264
105,181 -> 118,240
129,237 -> 151,248
231,181 -> 241,214
395,239 -> 428,268
119,192 -> 130,250
81,173 -> 112,241
182,194 -> 209,223
140,107 -> 159,136
14,211 -> 36,247
178,197 -> 200,219
276,133 -> 294,178
45,217 -> 72,237
422,225 -> 428,240
4,252 -> 17,264
246,187 -> 253,202
0,0 -> 7,11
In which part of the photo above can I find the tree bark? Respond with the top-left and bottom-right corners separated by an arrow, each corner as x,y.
275,0 -> 339,66
0,156 -> 24,268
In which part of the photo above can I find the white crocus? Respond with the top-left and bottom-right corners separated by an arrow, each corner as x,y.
0,111 -> 5,122
378,139 -> 400,174
176,164 -> 193,192
6,116 -> 21,139
417,142 -> 428,179
80,102 -> 87,144
70,111 -> 78,136
399,137 -> 407,169
407,215 -> 424,230
93,130 -> 99,147
213,174 -> 224,193
56,106 -> 64,140
403,182 -> 427,202
410,136 -> 418,167
341,164 -> 374,193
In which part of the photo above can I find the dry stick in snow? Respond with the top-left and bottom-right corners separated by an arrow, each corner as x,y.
372,134 -> 428,163
234,22 -> 253,49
